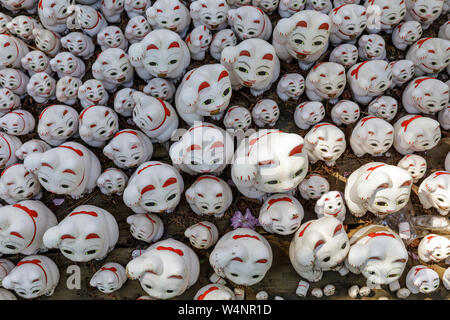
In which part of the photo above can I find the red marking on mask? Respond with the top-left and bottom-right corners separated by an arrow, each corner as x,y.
156,246 -> 184,256
17,259 -> 47,284
232,234 -> 260,241
162,177 -> 177,188
400,115 -> 422,132
198,81 -> 210,92
350,61 -> 368,79
197,286 -> 219,300
262,53 -> 273,61
296,20 -> 307,28
267,197 -> 292,210
168,41 -> 180,49
10,231 -> 23,239
256,259 -> 268,263
367,232 -> 395,239
413,77 -> 435,88
140,184 -> 155,194
319,23 -> 329,31
146,44 -> 158,50
232,257 -> 243,262
289,144 -> 304,156
186,144 -> 202,152
58,145 -> 84,156
85,233 -> 100,240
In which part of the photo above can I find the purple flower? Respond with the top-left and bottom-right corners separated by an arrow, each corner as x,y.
231,208 -> 259,229
52,198 -> 65,206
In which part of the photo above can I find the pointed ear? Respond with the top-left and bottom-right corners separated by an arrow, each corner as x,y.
306,128 -> 323,145
1,273 -> 14,290
43,226 -> 61,249
316,195 -> 326,207
126,254 -> 163,279
123,184 -> 142,207
347,243 -> 369,268
357,172 -> 391,201
0,182 -> 9,198
49,57 -> 58,70
412,87 -> 422,101
97,32 -> 105,42
190,0 -> 200,12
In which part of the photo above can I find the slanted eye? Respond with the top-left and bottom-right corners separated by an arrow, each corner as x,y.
322,256 -> 330,262
85,249 -> 97,255
169,59 -> 177,65
294,39 -> 303,45
341,242 -> 346,249
203,99 -> 213,105
265,180 -> 280,185
223,88 -> 230,96
257,71 -> 268,76
237,67 -> 248,73
313,41 -> 323,46
63,249 -> 73,254
148,62 -> 157,66
145,202 -> 156,206
376,201 -> 387,206
167,194 -> 176,201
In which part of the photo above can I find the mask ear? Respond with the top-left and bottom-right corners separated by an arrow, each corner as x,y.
1,273 -> 14,290
357,172 -> 391,201
308,70 -> 320,85
0,182 -> 9,198
42,226 -> 61,249
97,32 -> 105,43
190,0 -> 200,13
358,77 -> 371,91
126,254 -> 163,279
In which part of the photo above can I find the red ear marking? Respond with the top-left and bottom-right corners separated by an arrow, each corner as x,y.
173,5 -> 180,10
387,131 -> 393,134
85,233 -> 100,240
90,124 -> 97,128
210,141 -> 224,149
335,194 -> 340,198
378,183 -> 389,189
216,193 -> 222,197
3,42 -> 10,48
394,259 -> 406,263
296,20 -> 307,28
41,162 -> 53,169
253,20 -> 260,24
239,50 -> 251,57
256,259 -> 268,264
169,275 -> 183,279
337,137 -> 344,142
262,53 -> 273,61
10,231 -> 24,239
217,70 -> 229,81
333,224 -> 342,236
186,144 -> 202,152
198,81 -> 210,92
140,184 -> 155,194
318,23 -> 329,31
368,256 -> 381,260
131,144 -> 138,149
232,257 -> 243,262
168,41 -> 180,49
119,53 -> 125,59
104,110 -> 110,117
318,136 -> 325,141
162,177 -> 177,188
258,159 -> 275,166
146,44 -> 158,50
368,131 -> 375,135
314,240 -> 325,250
61,234 -> 75,240
63,169 -> 76,175
400,180 -> 412,187
201,3 -> 207,7
289,144 -> 304,156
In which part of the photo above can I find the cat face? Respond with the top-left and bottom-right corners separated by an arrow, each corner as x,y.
376,0 -> 406,27
414,38 -> 450,74
28,73 -> 55,98
38,105 -> 78,142
299,175 -> 329,199
0,14 -> 11,33
91,270 -> 121,293
317,192 -> 345,217
368,96 -> 397,121
186,25 -> 212,50
149,0 -> 188,32
0,111 -> 33,135
331,44 -> 358,67
93,48 -> 133,84
223,106 -> 251,130
144,78 -> 174,100
407,0 -> 442,24
22,51 -> 50,74
259,195 -> 303,235
50,53 -> 82,76
137,172 -> 182,213
0,164 -> 40,201
349,60 -> 393,95
126,16 -> 151,41
0,69 -> 23,90
61,32 -> 89,55
8,16 -> 36,40
284,0 -> 306,12
257,0 -> 279,12
39,0 -> 74,21
396,21 -> 422,43
211,29 -> 236,52
194,0 -> 229,29
104,131 -> 149,168
278,73 -> 305,98
397,154 -> 426,182
104,0 -> 124,10
390,60 -> 414,85
355,117 -> 394,155
78,80 -> 107,105
330,4 -> 366,39
229,6 -> 266,40
34,30 -> 59,53
412,78 -> 449,114
188,176 -> 229,216
306,123 -> 346,163
252,99 -> 279,126
141,36 -> 185,78
132,95 -> 173,132
360,35 -> 385,59
56,76 -> 81,102
79,106 -> 118,143
185,222 -> 217,248
3,263 -> 47,299
297,101 -> 326,124
0,89 -> 19,113
98,27 -> 126,49
0,36 -> 19,68
125,0 -> 150,14
332,100 -> 360,124
308,62 -> 346,99
97,169 -> 127,195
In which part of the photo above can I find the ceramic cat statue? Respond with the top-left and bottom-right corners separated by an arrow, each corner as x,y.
145,0 -> 190,37
26,73 -> 56,104
24,142 -> 101,199
367,96 -> 398,121
0,0 -> 37,13
259,194 -> 304,235
186,25 -> 212,61
404,0 -> 443,30
190,0 -> 230,31
223,106 -> 252,130
210,228 -> 273,286
393,115 -> 441,155
350,116 -> 394,157
0,163 -> 42,204
210,29 -> 237,61
272,10 -> 331,70
194,284 -> 235,300
315,191 -> 346,221
0,132 -> 22,169
37,105 -> 79,146
0,68 -> 29,98
304,123 -> 346,167
0,110 -> 35,136
0,88 -> 20,116
143,78 -> 176,102
298,174 -> 330,200
290,216 -> 350,282
0,200 -> 57,256
347,60 -> 393,104
406,265 -> 440,294
306,62 -> 346,103
55,76 -> 82,105
184,221 -> 219,249
345,224 -> 408,291
169,122 -> 234,175
126,238 -> 200,299
0,13 -> 11,34
227,5 -> 272,41
123,161 -> 184,214
306,0 -> 332,13
43,205 -> 119,262
329,44 -> 358,68
126,213 -> 164,243
330,100 -> 360,125
96,168 -> 128,196
185,175 -> 233,218
231,130 -> 308,200
125,15 -> 152,44
358,34 -> 386,61
60,32 -> 95,60
113,88 -> 136,117
294,101 -> 325,130
0,34 -> 29,71
6,16 -> 41,42
276,73 -> 305,101
78,105 -> 119,148
32,29 -> 61,57
128,29 -> 190,81
252,99 -> 279,127
101,0 -> 125,23
2,255 -> 59,299
328,4 -> 367,45
0,259 -> 14,286
78,80 -> 109,109
253,0 -> 279,14
221,38 -> 280,96
344,162 -> 413,218
418,171 -> 450,216
50,52 -> 85,79
175,64 -> 232,125
92,48 -> 134,91
406,37 -> 450,76
97,26 -> 129,51
103,129 -> 154,169
392,21 -> 422,51
389,59 -> 415,88
124,0 -> 151,18
402,77 -> 449,114
417,234 -> 450,263
21,51 -> 53,76
90,263 -> 127,293
397,154 -> 427,183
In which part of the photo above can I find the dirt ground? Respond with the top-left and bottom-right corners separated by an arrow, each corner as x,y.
1,4 -> 450,300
